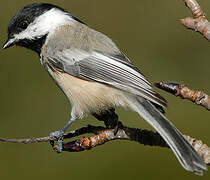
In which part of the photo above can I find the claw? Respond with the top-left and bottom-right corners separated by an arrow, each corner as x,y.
50,130 -> 64,137
49,117 -> 76,153
113,121 -> 119,135
50,130 -> 65,153
57,138 -> 63,153
113,121 -> 123,135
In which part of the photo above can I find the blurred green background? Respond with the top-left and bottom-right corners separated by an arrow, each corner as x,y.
0,0 -> 209,179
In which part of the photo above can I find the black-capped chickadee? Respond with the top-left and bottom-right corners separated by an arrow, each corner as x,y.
2,3 -> 207,175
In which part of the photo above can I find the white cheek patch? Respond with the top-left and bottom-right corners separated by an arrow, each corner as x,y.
15,8 -> 74,41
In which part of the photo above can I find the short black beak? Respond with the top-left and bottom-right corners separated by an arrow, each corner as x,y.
2,38 -> 16,49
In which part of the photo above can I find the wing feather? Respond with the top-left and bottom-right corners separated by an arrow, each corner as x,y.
47,50 -> 167,107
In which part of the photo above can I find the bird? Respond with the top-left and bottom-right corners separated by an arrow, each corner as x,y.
2,3 -> 207,175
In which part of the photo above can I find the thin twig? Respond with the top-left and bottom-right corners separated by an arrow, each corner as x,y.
181,0 -> 210,40
154,82 -> 210,111
0,123 -> 209,165
0,136 -> 55,143
0,125 -> 105,144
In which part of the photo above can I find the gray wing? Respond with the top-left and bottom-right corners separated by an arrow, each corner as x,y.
47,49 -> 167,107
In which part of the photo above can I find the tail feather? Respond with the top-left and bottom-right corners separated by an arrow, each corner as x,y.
131,97 -> 207,175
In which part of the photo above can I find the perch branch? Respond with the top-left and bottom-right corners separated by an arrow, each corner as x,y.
0,123 -> 209,165
154,82 -> 210,111
181,0 -> 210,40
0,125 -> 105,144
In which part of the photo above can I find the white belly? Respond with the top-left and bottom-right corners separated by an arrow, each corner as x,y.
48,68 -> 131,118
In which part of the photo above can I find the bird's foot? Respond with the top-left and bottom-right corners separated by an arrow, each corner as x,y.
113,121 -> 119,135
113,121 -> 124,135
50,130 -> 64,153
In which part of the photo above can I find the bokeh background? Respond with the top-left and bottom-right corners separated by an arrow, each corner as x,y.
0,0 -> 209,179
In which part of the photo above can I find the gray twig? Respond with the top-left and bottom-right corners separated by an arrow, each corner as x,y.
0,123 -> 209,165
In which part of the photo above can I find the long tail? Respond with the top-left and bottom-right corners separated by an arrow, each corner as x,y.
130,97 -> 207,175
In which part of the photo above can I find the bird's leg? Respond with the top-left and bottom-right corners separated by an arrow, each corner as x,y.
93,108 -> 120,135
50,117 -> 76,153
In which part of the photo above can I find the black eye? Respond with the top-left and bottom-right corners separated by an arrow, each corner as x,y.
19,21 -> 28,29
